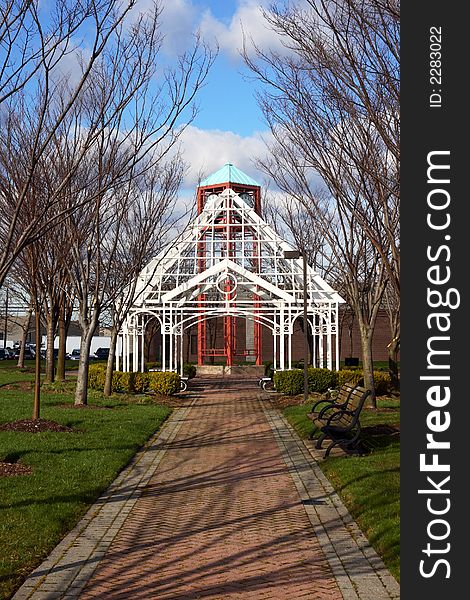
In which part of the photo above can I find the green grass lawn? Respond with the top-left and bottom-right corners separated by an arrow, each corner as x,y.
283,398 -> 400,581
0,371 -> 172,599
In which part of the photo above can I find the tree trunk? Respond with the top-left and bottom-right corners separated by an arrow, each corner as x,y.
17,307 -> 32,368
104,326 -> 119,396
33,308 -> 41,419
74,326 -> 96,406
57,312 -> 67,382
358,322 -> 376,408
44,315 -> 55,383
388,335 -> 400,394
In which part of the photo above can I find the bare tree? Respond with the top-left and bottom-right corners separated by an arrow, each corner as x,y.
3,6 -> 214,406
102,159 -> 185,396
270,187 -> 387,406
0,0 -> 142,286
244,0 -> 400,395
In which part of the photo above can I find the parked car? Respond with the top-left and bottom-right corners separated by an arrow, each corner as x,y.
69,348 -> 94,361
13,348 -> 36,360
70,348 -> 81,360
93,347 -> 110,360
41,348 -> 60,359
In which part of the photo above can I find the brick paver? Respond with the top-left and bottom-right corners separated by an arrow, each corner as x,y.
13,377 -> 400,599
81,378 -> 342,599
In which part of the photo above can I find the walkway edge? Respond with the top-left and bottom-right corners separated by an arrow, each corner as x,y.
262,400 -> 400,600
12,401 -> 195,600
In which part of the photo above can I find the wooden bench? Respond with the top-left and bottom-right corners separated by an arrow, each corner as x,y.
308,383 -> 371,458
308,383 -> 358,423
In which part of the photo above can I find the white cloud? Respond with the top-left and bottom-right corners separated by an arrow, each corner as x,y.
129,0 -> 197,55
199,0 -> 287,60
158,0 -> 198,55
177,125 -> 272,188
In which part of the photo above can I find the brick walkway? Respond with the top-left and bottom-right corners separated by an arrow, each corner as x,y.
13,378 -> 399,599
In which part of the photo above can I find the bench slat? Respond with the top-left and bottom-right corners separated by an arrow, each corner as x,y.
310,383 -> 371,458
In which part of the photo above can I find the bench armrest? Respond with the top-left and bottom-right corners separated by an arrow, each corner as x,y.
323,409 -> 345,426
324,408 -> 360,429
310,399 -> 335,414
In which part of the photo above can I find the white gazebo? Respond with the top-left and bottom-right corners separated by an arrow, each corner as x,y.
116,164 -> 344,374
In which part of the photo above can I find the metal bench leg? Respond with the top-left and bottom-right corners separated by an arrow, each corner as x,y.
315,432 -> 326,449
324,439 -> 340,458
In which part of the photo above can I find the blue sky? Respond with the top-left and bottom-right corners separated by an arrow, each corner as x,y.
189,1 -> 264,136
191,52 -> 265,137
155,0 -> 285,189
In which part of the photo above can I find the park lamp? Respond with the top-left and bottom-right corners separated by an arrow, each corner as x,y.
283,249 -> 309,404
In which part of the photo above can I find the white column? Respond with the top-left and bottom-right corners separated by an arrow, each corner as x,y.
132,319 -> 138,372
279,306 -> 285,370
312,315 -> 317,368
179,323 -> 184,376
273,326 -> 277,371
288,319 -> 292,370
123,333 -> 128,372
115,334 -> 120,371
161,308 -> 166,371
326,304 -> 332,370
335,303 -> 340,371
327,326 -> 332,370
319,322 -> 324,369
162,332 -> 166,371
141,316 -> 146,373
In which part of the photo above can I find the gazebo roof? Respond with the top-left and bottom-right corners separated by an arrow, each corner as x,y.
200,163 -> 259,187
132,187 -> 344,307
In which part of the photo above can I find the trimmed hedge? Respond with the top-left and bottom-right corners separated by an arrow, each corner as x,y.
148,371 -> 180,395
337,369 -> 364,387
307,368 -> 338,393
273,369 -> 304,395
273,367 -> 391,396
183,363 -> 197,379
88,364 -> 180,395
88,364 -> 107,390
274,367 -> 337,395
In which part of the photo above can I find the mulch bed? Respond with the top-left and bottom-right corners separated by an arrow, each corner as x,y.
269,393 -> 325,410
0,462 -> 33,477
0,419 -> 75,433
1,382 -> 33,391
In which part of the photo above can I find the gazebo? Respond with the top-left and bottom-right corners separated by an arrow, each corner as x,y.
116,164 -> 344,374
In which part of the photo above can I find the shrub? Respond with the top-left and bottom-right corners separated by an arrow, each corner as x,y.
88,366 -> 182,396
373,371 -> 392,395
273,369 -> 304,395
112,371 -> 135,393
133,372 -> 151,393
183,363 -> 197,379
274,368 -> 339,396
88,364 -> 107,390
307,368 -> 338,393
337,369 -> 364,387
148,371 -> 180,395
336,369 -> 392,395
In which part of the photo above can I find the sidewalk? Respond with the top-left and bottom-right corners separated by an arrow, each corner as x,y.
13,378 -> 399,599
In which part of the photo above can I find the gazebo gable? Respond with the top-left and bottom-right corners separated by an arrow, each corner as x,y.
161,257 -> 296,304
135,187 -> 342,305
